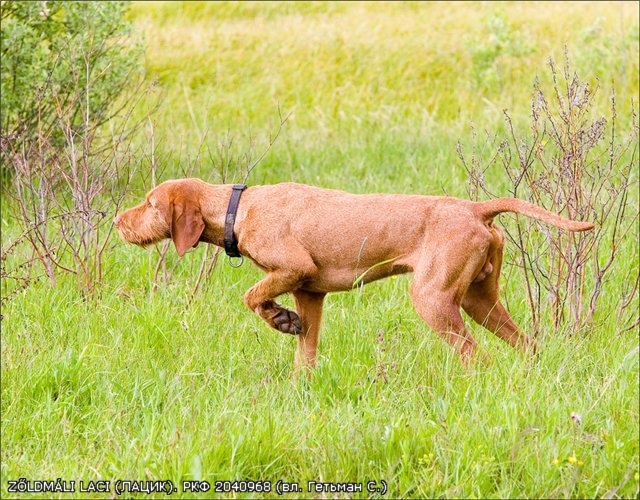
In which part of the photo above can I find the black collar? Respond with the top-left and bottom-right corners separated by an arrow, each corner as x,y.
223,184 -> 247,258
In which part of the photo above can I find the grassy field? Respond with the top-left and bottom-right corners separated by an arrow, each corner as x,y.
2,1 -> 639,498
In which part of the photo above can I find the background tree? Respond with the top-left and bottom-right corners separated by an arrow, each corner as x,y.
1,1 -> 144,172
1,1 -> 148,296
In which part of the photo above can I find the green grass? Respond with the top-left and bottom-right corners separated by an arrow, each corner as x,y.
2,1 -> 639,498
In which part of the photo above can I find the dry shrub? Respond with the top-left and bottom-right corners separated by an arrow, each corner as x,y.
1,7 -> 153,298
458,49 -> 638,334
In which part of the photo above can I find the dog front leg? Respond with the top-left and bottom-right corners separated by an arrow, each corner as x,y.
292,289 -> 325,375
244,270 -> 308,335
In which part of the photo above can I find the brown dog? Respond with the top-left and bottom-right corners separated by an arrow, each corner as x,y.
114,178 -> 594,371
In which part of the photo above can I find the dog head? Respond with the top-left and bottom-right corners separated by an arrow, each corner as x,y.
114,179 -> 205,257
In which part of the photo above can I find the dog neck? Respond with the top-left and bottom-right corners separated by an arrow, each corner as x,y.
199,184 -> 248,249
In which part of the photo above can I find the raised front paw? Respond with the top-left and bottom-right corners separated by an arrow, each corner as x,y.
271,308 -> 302,335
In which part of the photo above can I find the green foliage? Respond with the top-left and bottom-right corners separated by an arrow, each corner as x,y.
577,16 -> 640,81
469,12 -> 537,92
0,1 -> 143,151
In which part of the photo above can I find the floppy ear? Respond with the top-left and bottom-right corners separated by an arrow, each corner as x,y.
170,198 -> 205,257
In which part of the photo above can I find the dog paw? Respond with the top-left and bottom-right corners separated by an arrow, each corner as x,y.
272,308 -> 302,335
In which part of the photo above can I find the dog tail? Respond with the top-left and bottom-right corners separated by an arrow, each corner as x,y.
477,198 -> 595,232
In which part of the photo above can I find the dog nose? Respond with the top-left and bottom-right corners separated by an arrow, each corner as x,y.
113,215 -> 121,227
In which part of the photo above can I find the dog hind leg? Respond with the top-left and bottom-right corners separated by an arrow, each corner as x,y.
408,230 -> 499,364
410,283 -> 479,364
461,228 -> 537,354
